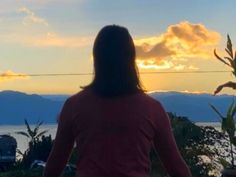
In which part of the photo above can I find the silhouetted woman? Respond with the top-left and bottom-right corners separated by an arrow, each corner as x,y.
42,25 -> 192,177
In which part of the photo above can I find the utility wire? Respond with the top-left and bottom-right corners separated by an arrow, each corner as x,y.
0,70 -> 231,77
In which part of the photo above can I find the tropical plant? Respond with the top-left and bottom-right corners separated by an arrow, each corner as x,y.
150,113 -> 227,177
214,35 -> 236,76
15,119 -> 48,145
214,35 -> 236,95
210,102 -> 236,169
13,119 -> 77,169
14,119 -> 49,168
19,135 -> 53,168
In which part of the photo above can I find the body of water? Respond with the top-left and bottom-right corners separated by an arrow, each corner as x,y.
0,124 -> 57,155
0,122 -> 222,155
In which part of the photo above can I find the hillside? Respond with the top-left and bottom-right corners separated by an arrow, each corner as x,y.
149,91 -> 233,122
0,91 -> 64,125
0,90 -> 234,124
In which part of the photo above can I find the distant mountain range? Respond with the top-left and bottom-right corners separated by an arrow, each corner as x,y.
0,90 -> 234,125
149,91 -> 234,122
0,91 -> 64,125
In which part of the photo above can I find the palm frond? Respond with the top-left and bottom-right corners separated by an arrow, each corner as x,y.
227,101 -> 235,118
231,104 -> 236,118
16,148 -> 24,156
225,48 -> 233,59
34,121 -> 44,134
24,119 -> 34,138
214,49 -> 230,66
209,104 -> 225,120
33,120 -> 44,138
226,34 -> 233,58
222,118 -> 227,133
15,131 -> 30,138
35,130 -> 48,139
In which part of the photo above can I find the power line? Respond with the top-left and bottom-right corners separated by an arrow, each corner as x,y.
140,70 -> 230,74
0,70 -> 231,77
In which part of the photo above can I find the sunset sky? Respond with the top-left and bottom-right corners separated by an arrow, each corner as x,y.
0,0 -> 236,94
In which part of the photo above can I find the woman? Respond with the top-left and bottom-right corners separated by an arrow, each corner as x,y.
42,25 -> 192,177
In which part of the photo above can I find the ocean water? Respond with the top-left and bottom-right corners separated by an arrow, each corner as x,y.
0,122 -> 222,155
0,124 -> 57,155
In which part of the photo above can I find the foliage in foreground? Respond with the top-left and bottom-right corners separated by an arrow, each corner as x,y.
16,119 -> 48,146
150,113 -> 228,177
19,135 -> 53,168
213,35 -> 236,95
212,35 -> 236,171
4,114 -> 230,177
15,119 -> 52,168
210,102 -> 236,169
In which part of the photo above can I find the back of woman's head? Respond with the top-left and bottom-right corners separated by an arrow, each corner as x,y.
84,25 -> 143,97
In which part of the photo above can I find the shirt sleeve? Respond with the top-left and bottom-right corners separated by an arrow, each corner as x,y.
42,98 -> 75,177
152,101 -> 192,177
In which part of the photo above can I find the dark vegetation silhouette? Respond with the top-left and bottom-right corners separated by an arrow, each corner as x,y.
15,119 -> 51,168
1,115 -> 230,177
212,35 -> 236,177
16,119 -> 48,146
214,35 -> 236,95
150,113 -> 229,177
0,119 -> 77,177
210,102 -> 236,169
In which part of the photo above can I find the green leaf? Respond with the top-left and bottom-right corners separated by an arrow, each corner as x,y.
33,120 -> 44,137
214,49 -> 230,66
232,137 -> 236,146
16,148 -> 24,156
227,101 -> 235,118
35,130 -> 48,139
210,104 -> 225,120
225,48 -> 233,59
222,118 -> 227,133
231,104 -> 236,118
15,131 -> 30,138
24,119 -> 34,139
224,56 -> 235,69
226,106 -> 235,138
226,116 -> 235,138
227,34 -> 233,58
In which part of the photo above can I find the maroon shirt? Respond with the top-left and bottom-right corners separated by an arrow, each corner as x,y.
42,89 -> 192,177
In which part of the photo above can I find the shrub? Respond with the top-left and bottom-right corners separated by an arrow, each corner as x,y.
149,113 -> 228,177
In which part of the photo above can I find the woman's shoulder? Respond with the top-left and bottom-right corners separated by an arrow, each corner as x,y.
139,92 -> 162,106
65,88 -> 93,105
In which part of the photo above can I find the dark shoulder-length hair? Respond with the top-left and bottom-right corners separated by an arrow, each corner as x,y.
83,25 -> 144,97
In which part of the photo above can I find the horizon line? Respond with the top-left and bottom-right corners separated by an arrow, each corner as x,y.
0,89 -> 234,96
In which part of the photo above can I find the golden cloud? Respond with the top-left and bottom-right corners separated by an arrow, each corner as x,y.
136,59 -> 173,70
174,64 -> 185,71
0,70 -> 30,81
135,21 -> 220,69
